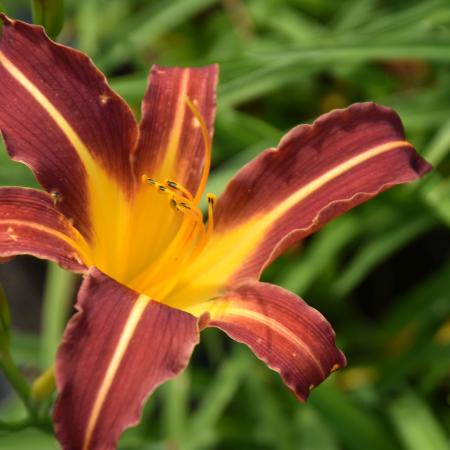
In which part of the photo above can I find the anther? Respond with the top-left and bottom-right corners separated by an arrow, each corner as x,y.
178,202 -> 191,210
206,193 -> 216,237
207,193 -> 216,205
165,179 -> 194,201
158,185 -> 168,192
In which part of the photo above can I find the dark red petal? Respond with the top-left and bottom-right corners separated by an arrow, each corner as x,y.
214,102 -> 431,281
0,15 -> 138,238
191,281 -> 345,401
135,65 -> 218,196
0,187 -> 88,271
54,268 -> 199,450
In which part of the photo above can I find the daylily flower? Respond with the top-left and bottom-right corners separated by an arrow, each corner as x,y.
0,15 -> 431,450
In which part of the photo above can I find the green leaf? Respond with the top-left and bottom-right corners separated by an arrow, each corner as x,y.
31,0 -> 64,40
185,347 -> 252,449
421,174 -> 450,227
97,0 -> 219,71
296,407 -> 339,450
39,263 -> 76,369
333,213 -> 435,297
310,379 -> 399,450
276,215 -> 360,294
160,370 -> 190,442
10,331 -> 40,367
0,141 -> 38,188
0,428 -> 59,449
243,371 -> 293,450
422,118 -> 450,166
0,284 -> 10,352
388,391 -> 450,450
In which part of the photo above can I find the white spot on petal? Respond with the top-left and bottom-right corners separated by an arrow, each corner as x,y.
99,94 -> 110,105
331,363 -> 341,372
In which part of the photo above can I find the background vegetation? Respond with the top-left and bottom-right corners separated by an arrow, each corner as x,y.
0,0 -> 449,449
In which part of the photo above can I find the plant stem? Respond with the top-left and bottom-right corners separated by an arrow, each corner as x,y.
0,351 -> 32,414
40,263 -> 76,370
0,418 -> 32,431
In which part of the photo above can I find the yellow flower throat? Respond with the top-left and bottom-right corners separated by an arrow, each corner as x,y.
84,96 -> 217,306
126,176 -> 216,301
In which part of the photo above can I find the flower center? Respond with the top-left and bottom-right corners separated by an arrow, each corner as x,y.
87,95 -> 216,305
123,174 -> 216,301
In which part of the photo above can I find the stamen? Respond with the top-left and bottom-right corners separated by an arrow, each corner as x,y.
178,202 -> 191,210
184,96 -> 211,205
142,173 -> 206,237
169,197 -> 178,209
207,193 -> 216,237
165,179 -> 194,201
129,197 -> 205,297
179,193 -> 216,268
178,203 -> 205,232
136,172 -> 218,300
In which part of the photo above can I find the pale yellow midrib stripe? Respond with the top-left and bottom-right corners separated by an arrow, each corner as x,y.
0,51 -> 129,270
265,140 -> 413,225
0,219 -> 90,262
213,305 -> 325,377
0,52 -> 98,175
183,140 -> 413,282
160,70 -> 190,176
82,295 -> 150,450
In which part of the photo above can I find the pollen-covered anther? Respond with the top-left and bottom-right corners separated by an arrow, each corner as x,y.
178,201 -> 191,210
207,193 -> 217,206
143,175 -> 196,209
169,197 -> 178,210
164,179 -> 194,201
207,193 -> 217,236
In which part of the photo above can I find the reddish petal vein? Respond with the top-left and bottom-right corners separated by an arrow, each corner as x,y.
214,307 -> 326,377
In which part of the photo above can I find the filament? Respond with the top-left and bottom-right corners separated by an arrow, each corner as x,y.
129,175 -> 214,299
165,179 -> 194,201
184,96 -> 211,206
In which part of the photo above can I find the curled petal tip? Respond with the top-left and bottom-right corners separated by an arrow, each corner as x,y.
205,102 -> 431,283
190,281 -> 345,401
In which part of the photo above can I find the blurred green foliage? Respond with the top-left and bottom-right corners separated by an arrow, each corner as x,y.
0,0 -> 449,449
